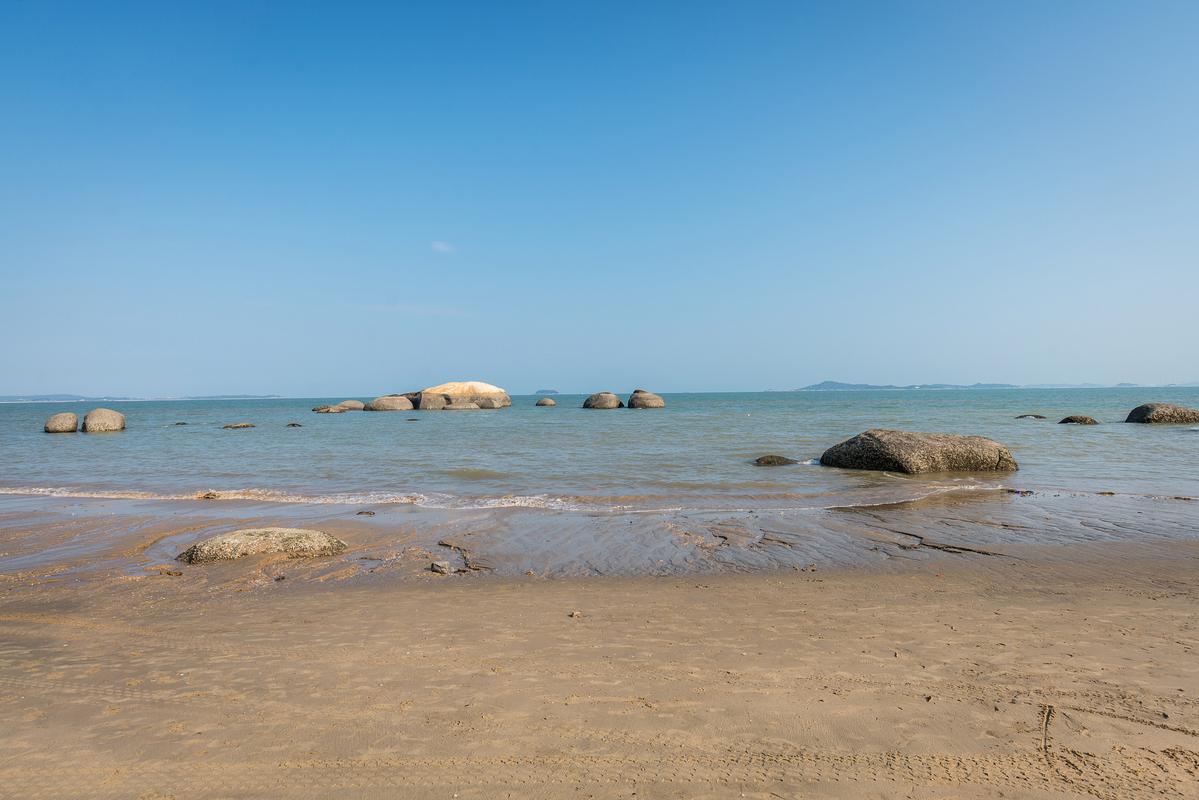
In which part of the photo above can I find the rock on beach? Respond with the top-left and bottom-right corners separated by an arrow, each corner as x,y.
820,429 -> 1018,474
176,528 -> 347,564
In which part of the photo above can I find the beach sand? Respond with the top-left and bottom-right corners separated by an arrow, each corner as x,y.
1,530 -> 1196,798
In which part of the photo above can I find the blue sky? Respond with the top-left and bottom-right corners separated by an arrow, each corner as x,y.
2,1 -> 1197,396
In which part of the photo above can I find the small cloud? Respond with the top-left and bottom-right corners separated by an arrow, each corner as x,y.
431,241 -> 455,254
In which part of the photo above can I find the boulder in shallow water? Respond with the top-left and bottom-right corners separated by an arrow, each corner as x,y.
1125,403 -> 1199,424
364,395 -> 415,411
535,397 -> 556,407
82,408 -> 125,432
1016,414 -> 1046,420
420,381 -> 511,408
475,397 -> 505,409
444,401 -> 481,410
412,392 -> 449,410
335,399 -> 365,411
286,422 -> 303,427
583,392 -> 623,409
222,422 -> 255,429
820,429 -> 1018,474
176,528 -> 347,564
1059,415 -> 1098,425
312,405 -> 346,413
754,454 -> 798,466
44,412 -> 78,433
627,390 -> 665,408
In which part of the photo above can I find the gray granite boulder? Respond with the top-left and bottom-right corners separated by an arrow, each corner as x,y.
335,399 -> 365,411
413,392 -> 449,410
222,422 -> 255,429
44,412 -> 78,433
535,397 -> 556,407
583,392 -> 623,409
1059,416 -> 1098,425
82,408 -> 125,432
444,401 -> 481,410
754,454 -> 798,466
312,405 -> 346,413
475,397 -> 505,409
176,527 -> 347,564
1125,403 -> 1199,424
627,390 -> 665,408
820,429 -> 1017,474
364,395 -> 415,411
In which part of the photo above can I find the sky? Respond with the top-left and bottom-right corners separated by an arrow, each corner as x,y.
2,0 -> 1197,396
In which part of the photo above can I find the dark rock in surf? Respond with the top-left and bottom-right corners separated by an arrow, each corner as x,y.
1059,416 -> 1098,425
1015,414 -> 1046,420
820,429 -> 1018,474
754,455 -> 798,466
286,422 -> 303,427
1125,403 -> 1199,424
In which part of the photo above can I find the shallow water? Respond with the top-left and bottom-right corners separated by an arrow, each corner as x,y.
2,389 -> 1198,511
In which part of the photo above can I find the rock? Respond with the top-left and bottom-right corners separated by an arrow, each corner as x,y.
413,392 -> 449,410
820,429 -> 1018,474
174,422 -> 188,426
312,405 -> 346,413
44,412 -> 78,433
1125,403 -> 1199,424
1015,414 -> 1046,420
535,397 -> 556,407
444,401 -> 481,410
196,491 -> 220,500
1059,416 -> 1098,425
754,455 -> 798,466
364,395 -> 414,411
430,560 -> 452,575
627,390 -> 665,408
82,408 -> 125,432
286,422 -> 303,427
355,510 -> 375,516
335,399 -> 365,411
175,528 -> 347,564
475,397 -> 505,409
583,392 -> 623,409
568,611 -> 582,618
223,422 -> 255,429
420,381 -> 511,408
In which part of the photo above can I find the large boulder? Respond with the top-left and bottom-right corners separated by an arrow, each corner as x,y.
583,392 -> 623,409
176,527 -> 347,564
1125,403 -> 1199,424
82,408 -> 125,433
420,381 -> 511,408
413,392 -> 449,410
820,429 -> 1018,474
1059,415 -> 1098,425
627,390 -> 665,408
474,397 -> 505,409
312,405 -> 346,413
444,401 -> 481,410
44,412 -> 78,433
364,395 -> 414,411
335,399 -> 365,411
535,397 -> 556,407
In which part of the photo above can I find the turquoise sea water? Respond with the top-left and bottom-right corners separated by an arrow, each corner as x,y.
3,389 -> 1198,511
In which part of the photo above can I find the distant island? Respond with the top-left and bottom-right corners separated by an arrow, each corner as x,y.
797,381 -> 1018,392
0,394 -> 282,403
534,389 -> 559,395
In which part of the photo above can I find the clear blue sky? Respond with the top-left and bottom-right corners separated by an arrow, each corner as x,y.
2,1 -> 1197,396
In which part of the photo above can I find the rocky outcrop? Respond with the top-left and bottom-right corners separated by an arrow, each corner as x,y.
335,399 -> 365,411
1059,416 -> 1098,425
420,381 -> 511,408
312,405 -> 346,413
44,412 -> 78,433
82,408 -> 125,433
222,422 -> 255,429
583,392 -> 623,409
475,397 -> 505,409
1016,414 -> 1046,420
364,395 -> 415,411
412,392 -> 449,410
535,397 -> 556,407
820,429 -> 1018,474
444,401 -> 481,410
175,528 -> 347,564
627,390 -> 665,408
754,455 -> 797,466
1125,403 -> 1199,424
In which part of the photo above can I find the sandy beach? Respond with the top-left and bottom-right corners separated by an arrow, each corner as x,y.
2,520 -> 1196,799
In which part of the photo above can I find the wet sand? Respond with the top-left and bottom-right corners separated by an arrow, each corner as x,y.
1,511 -> 1197,798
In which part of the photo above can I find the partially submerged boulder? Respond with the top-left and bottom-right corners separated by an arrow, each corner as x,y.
1059,416 -> 1098,425
754,454 -> 798,466
176,528 -> 347,564
475,397 -> 505,409
364,395 -> 414,411
44,412 -> 78,433
335,399 -> 365,411
1125,403 -> 1199,424
82,408 -> 125,432
444,401 -> 481,410
312,405 -> 346,413
412,392 -> 449,410
1016,414 -> 1046,420
420,381 -> 511,408
820,429 -> 1018,474
535,397 -> 556,407
222,422 -> 255,429
627,390 -> 665,408
583,392 -> 623,409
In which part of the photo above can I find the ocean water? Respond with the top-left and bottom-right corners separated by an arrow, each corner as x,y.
3,388 -> 1198,511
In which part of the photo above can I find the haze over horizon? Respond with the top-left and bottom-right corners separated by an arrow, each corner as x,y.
3,1 -> 1197,397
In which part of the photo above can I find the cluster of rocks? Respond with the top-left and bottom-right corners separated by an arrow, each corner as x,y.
582,390 -> 665,409
43,408 -> 125,433
313,399 -> 367,413
317,382 -> 513,413
1012,403 -> 1199,426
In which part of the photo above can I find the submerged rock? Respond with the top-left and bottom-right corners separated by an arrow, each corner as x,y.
583,392 -> 623,409
176,527 -> 347,564
335,399 -> 365,411
627,390 -> 665,408
820,429 -> 1018,474
286,422 -> 303,427
364,395 -> 415,411
82,408 -> 125,432
754,454 -> 798,466
420,381 -> 511,408
1015,414 -> 1046,420
535,397 -> 556,407
1059,415 -> 1098,425
1125,403 -> 1199,424
222,422 -> 255,429
44,412 -> 78,433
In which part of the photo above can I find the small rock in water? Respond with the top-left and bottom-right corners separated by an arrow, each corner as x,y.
1015,414 -> 1046,420
356,510 -> 376,516
286,422 -> 303,428
754,454 -> 798,466
196,491 -> 220,500
222,422 -> 255,429
174,421 -> 189,426
1058,415 -> 1098,425
431,561 -> 452,575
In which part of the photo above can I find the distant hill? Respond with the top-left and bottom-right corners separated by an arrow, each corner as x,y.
0,394 -> 281,403
534,389 -> 559,395
798,381 -> 1018,392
